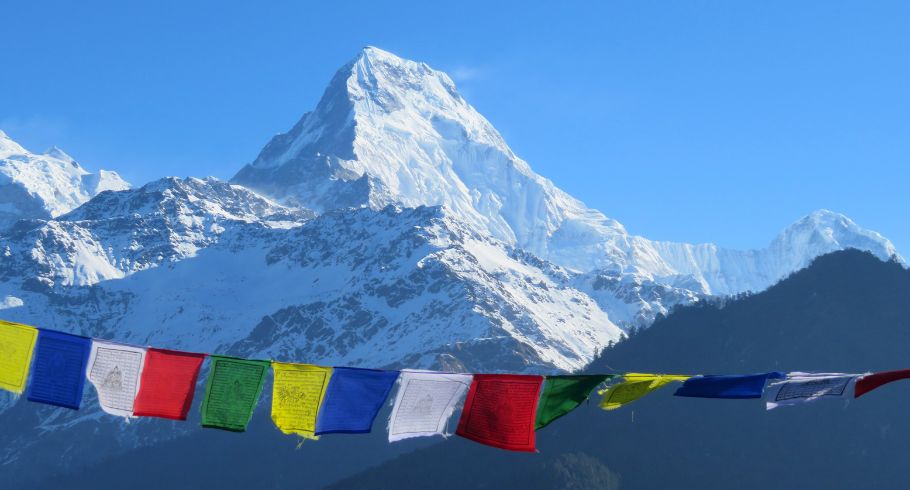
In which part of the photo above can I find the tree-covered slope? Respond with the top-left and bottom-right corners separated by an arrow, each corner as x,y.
332,249 -> 910,489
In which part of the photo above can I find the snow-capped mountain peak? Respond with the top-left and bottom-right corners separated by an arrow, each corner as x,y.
232,47 -> 900,295
44,145 -> 75,163
233,46 -> 627,262
0,131 -> 130,229
2,47 -> 905,483
0,130 -> 27,156
768,209 -> 902,268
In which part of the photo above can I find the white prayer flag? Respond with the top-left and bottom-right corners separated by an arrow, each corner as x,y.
764,372 -> 860,410
86,340 -> 147,418
388,370 -> 472,442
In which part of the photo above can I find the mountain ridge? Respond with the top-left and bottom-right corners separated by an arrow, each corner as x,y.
0,130 -> 129,230
231,47 -> 901,296
329,249 -> 910,490
0,46 -> 905,488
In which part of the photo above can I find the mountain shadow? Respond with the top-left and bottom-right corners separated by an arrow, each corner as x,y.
332,249 -> 910,489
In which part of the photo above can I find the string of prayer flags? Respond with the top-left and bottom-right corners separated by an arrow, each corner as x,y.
86,340 -> 147,418
536,374 -> 615,430
27,329 -> 92,410
133,348 -> 206,420
0,320 -> 39,395
598,373 -> 691,411
855,369 -> 910,398
674,372 -> 785,399
271,362 -> 333,440
17,320 -> 910,453
388,370 -> 472,442
764,372 -> 861,410
315,367 -> 399,435
456,374 -> 543,452
200,356 -> 270,431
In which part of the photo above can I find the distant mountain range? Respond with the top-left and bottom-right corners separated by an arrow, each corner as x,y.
0,130 -> 128,230
0,47 -> 904,487
231,46 -> 899,294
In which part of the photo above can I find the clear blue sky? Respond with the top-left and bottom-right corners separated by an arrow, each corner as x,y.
4,1 -> 908,253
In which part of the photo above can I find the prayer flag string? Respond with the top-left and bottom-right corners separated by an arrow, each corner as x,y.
2,321 -> 909,453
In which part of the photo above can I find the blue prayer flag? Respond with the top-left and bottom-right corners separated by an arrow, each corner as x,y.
674,372 -> 785,399
26,330 -> 91,410
315,367 -> 399,435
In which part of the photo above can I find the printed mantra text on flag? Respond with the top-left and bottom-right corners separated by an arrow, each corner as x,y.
764,372 -> 860,409
271,362 -> 333,439
201,356 -> 270,431
27,329 -> 91,410
133,348 -> 206,420
388,370 -> 473,442
456,374 -> 543,452
86,340 -> 147,418
315,367 -> 400,435
0,320 -> 39,395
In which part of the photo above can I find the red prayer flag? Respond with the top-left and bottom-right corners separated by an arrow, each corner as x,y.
855,369 -> 910,398
133,348 -> 206,420
456,374 -> 544,452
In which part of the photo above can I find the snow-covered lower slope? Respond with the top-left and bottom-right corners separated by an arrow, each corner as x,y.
0,131 -> 129,230
105,206 -> 621,371
0,180 -> 621,372
0,182 -> 629,480
231,47 -> 901,297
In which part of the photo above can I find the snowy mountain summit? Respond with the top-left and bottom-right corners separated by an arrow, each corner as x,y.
233,47 -> 901,295
0,47 -> 900,375
233,46 -> 617,257
0,130 -> 129,230
0,47 -> 903,480
0,48 -> 897,374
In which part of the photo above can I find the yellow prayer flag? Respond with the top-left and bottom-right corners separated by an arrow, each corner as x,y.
0,320 -> 39,394
271,362 -> 333,439
597,373 -> 691,411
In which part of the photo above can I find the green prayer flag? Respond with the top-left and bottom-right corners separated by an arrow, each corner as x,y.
535,374 -> 614,430
201,356 -> 271,432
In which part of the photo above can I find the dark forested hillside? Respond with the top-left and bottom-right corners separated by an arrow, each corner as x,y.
333,250 -> 910,489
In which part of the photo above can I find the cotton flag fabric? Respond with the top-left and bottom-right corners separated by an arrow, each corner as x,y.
26,329 -> 91,410
86,340 -> 147,418
388,370 -> 472,442
456,374 -> 543,452
200,356 -> 270,431
765,372 -> 860,409
855,369 -> 910,398
674,372 -> 785,399
315,367 -> 399,435
0,320 -> 39,395
271,362 -> 333,440
598,373 -> 691,411
536,374 -> 614,430
133,348 -> 206,420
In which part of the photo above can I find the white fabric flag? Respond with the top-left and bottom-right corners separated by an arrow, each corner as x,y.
388,370 -> 472,442
86,340 -> 147,418
765,372 -> 860,410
